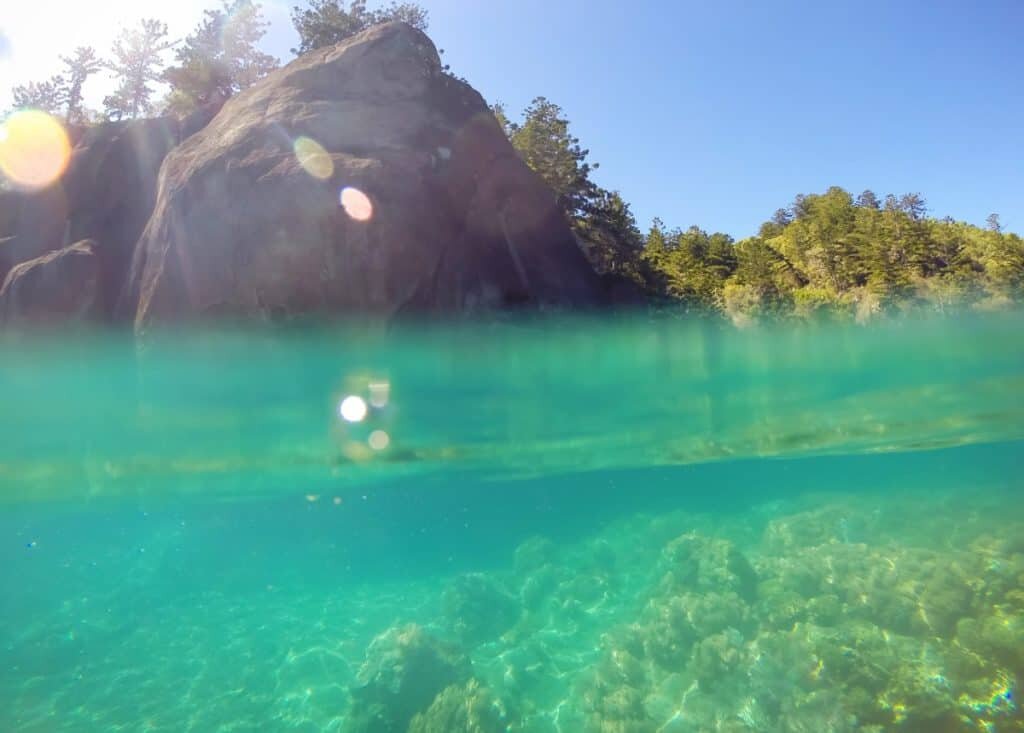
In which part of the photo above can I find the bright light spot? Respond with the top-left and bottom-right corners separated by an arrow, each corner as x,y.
294,136 -> 333,180
368,381 -> 390,408
0,110 -> 71,190
305,494 -> 320,503
339,395 -> 368,423
341,186 -> 373,222
368,430 -> 390,451
332,496 -> 343,506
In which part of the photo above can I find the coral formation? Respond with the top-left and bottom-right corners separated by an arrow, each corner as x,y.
342,624 -> 470,733
441,573 -> 520,647
407,679 -> 509,733
338,495 -> 1022,732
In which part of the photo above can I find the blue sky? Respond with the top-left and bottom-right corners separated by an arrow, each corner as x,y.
2,0 -> 1021,237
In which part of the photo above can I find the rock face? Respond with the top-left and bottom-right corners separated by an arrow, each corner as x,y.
0,115 -> 208,319
0,240 -> 99,324
127,22 -> 605,328
64,118 -> 185,317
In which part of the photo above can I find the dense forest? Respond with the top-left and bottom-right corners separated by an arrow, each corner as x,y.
493,100 -> 1024,325
6,0 -> 1023,324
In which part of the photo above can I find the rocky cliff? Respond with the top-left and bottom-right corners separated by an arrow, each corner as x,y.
1,22 -> 608,329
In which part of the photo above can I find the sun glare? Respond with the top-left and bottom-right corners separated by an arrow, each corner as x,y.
0,110 -> 71,190
339,395 -> 368,423
340,186 -> 373,222
293,136 -> 333,180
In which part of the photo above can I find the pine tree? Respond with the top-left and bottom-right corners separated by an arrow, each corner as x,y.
104,19 -> 175,121
575,189 -> 644,275
60,47 -> 103,124
508,97 -> 598,220
10,77 -> 66,115
164,1 -> 278,115
856,189 -> 880,209
290,0 -> 428,55
490,103 -> 514,138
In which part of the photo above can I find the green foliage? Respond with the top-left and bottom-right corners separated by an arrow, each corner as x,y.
497,97 -> 645,278
641,226 -> 737,308
163,1 -> 278,115
639,187 -> 1024,324
290,0 -> 428,55
505,97 -> 598,219
490,102 -> 514,140
104,19 -> 175,120
493,95 -> 1024,318
574,189 -> 645,277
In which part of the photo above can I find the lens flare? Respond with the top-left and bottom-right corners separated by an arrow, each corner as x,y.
368,381 -> 390,408
339,395 -> 368,423
340,187 -> 373,222
294,136 -> 333,180
0,110 -> 71,190
368,430 -> 390,451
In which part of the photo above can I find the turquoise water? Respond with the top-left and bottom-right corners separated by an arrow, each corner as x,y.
1,313 -> 1022,732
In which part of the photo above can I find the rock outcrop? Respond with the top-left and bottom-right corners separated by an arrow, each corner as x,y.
0,113 -> 213,320
127,22 -> 605,328
343,624 -> 471,733
1,23 -> 611,331
0,239 -> 99,324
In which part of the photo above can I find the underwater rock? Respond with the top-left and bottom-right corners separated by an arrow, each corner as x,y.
568,625 -> 660,732
762,504 -> 867,552
748,622 -> 977,730
517,565 -> 559,610
129,22 -> 605,329
691,629 -> 746,689
577,672 -> 652,733
513,536 -> 557,577
756,539 -> 984,637
658,533 -> 758,603
342,624 -> 470,733
957,610 -> 1024,672
640,590 -> 755,675
329,500 -> 1023,733
407,679 -> 509,733
441,572 -> 520,647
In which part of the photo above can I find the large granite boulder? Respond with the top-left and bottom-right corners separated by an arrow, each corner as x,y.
63,118 -> 182,317
0,108 -> 218,320
0,239 -> 99,324
126,22 -> 605,329
0,184 -> 70,286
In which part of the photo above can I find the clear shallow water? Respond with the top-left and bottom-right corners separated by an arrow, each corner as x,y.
1,313 -> 1022,732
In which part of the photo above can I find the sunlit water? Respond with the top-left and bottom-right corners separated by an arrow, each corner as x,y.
1,313 -> 1022,732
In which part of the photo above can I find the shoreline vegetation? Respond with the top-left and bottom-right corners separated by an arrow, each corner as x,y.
3,0 -> 1022,328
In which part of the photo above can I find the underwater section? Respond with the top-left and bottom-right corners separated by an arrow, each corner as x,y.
0,312 -> 1022,731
